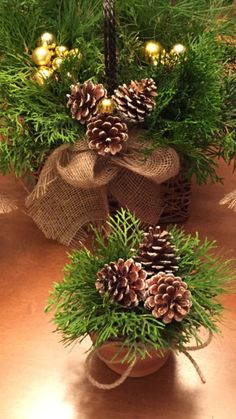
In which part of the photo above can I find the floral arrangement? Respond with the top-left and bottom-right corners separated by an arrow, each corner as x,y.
0,0 -> 235,184
46,210 -> 235,364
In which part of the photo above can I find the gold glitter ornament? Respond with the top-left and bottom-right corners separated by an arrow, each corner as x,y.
98,98 -> 116,114
55,45 -> 69,58
31,46 -> 52,66
52,57 -> 64,70
68,48 -> 82,62
33,67 -> 54,85
37,32 -> 56,49
151,49 -> 167,66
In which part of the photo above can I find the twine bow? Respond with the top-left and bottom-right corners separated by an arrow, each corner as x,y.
86,331 -> 213,390
26,131 -> 179,246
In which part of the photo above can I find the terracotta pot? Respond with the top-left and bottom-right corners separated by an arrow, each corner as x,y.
90,337 -> 171,378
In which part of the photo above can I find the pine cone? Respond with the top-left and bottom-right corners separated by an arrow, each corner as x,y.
137,226 -> 180,276
87,114 -> 128,156
145,272 -> 192,323
113,78 -> 157,122
96,258 -> 147,307
67,81 -> 106,124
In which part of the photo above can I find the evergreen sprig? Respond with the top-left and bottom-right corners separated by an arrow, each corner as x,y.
46,209 -> 236,361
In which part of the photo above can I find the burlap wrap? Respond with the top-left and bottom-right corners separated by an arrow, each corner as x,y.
26,132 -> 180,246
0,194 -> 17,214
220,189 -> 236,211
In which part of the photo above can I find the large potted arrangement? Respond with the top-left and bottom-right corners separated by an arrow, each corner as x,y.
46,209 -> 235,389
0,1 -> 235,245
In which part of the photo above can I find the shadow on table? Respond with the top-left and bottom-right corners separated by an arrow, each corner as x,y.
65,352 -> 199,419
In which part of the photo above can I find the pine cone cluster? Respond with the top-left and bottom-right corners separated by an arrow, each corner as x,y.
67,81 -> 106,124
87,114 -> 128,156
137,226 -> 180,277
113,78 -> 157,122
96,258 -> 147,307
145,272 -> 192,324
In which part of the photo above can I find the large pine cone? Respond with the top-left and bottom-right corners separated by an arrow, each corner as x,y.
145,272 -> 192,323
113,78 -> 157,122
67,81 -> 106,124
137,226 -> 180,276
87,114 -> 128,156
96,258 -> 147,307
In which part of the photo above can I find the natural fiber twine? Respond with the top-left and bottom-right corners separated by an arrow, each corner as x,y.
0,194 -> 17,214
26,131 -> 180,246
86,330 -> 213,390
220,190 -> 236,211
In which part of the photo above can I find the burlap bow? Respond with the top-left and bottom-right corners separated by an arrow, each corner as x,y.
26,131 -> 180,246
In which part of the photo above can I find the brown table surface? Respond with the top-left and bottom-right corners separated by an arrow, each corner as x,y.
1,160 -> 236,419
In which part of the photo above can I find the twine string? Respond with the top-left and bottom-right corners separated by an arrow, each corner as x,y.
86,330 -> 213,389
103,0 -> 116,94
86,348 -> 136,390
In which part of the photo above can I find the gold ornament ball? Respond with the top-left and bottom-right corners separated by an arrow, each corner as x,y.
98,98 -> 116,114
144,40 -> 163,59
37,32 -> 56,49
33,67 -> 54,85
170,43 -> 187,55
68,48 -> 82,62
31,46 -> 52,66
52,56 -> 64,70
55,45 -> 69,58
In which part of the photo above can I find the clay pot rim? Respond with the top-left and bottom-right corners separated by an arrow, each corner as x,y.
89,333 -> 172,353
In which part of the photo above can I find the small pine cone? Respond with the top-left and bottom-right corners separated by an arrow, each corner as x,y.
145,272 -> 192,323
113,78 -> 157,122
67,81 -> 106,124
87,114 -> 128,156
137,226 -> 180,277
96,258 -> 147,307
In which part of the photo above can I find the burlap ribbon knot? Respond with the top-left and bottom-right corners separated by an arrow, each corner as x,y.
26,132 -> 180,246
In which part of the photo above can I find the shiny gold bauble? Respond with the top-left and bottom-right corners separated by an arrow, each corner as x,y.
68,48 -> 82,62
31,46 -> 52,66
37,32 -> 56,49
33,67 -> 54,85
52,56 -> 64,70
98,98 -> 116,114
55,45 -> 69,58
170,43 -> 187,56
144,40 -> 163,59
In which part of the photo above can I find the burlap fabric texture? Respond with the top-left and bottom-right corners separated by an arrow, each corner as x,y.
0,194 -> 17,214
220,189 -> 236,211
26,131 -> 180,246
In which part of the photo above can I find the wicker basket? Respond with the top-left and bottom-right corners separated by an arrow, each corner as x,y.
107,168 -> 192,225
159,167 -> 191,224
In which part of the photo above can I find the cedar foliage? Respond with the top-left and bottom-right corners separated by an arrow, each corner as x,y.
0,0 -> 235,182
45,209 -> 236,361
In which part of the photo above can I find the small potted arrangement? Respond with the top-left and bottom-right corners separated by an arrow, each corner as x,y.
46,209 -> 235,389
